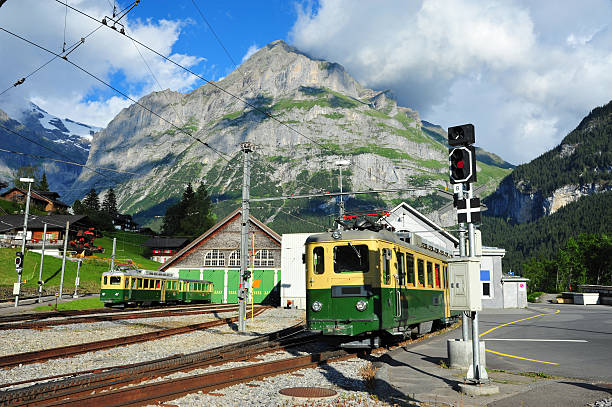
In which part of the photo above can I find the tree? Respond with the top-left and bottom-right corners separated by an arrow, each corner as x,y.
102,188 -> 118,215
82,188 -> 100,212
37,172 -> 49,192
72,199 -> 85,215
161,183 -> 215,238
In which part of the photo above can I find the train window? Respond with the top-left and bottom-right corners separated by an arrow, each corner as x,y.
143,279 -> 149,289
137,278 -> 142,288
172,281 -> 177,290
334,244 -> 369,274
417,259 -> 425,287
382,248 -> 391,284
313,247 -> 325,275
434,264 -> 440,288
397,250 -> 405,285
109,276 -> 121,285
156,280 -> 161,289
444,266 -> 448,288
166,281 -> 170,289
125,278 -> 130,289
103,276 -> 107,285
427,262 -> 433,288
406,254 -> 415,286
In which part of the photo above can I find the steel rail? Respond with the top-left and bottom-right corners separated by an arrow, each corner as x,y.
0,307 -> 269,368
1,323 -> 310,406
0,304 -> 240,330
39,349 -> 352,407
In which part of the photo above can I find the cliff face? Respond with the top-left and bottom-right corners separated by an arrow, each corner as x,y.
485,100 -> 612,223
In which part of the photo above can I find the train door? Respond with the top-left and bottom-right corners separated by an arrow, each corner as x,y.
393,249 -> 403,323
160,279 -> 166,303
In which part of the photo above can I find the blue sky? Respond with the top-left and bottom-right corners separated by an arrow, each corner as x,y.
1,0 -> 612,164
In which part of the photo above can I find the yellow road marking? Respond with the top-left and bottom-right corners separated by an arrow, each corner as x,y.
480,309 -> 560,337
486,349 -> 559,365
480,309 -> 561,365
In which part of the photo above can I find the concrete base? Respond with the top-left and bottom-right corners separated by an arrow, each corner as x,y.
457,383 -> 500,396
447,339 -> 486,369
574,293 -> 600,305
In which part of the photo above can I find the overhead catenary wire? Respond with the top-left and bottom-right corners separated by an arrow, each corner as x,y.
0,26 -> 233,166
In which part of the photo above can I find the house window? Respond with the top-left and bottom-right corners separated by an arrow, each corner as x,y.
254,249 -> 274,267
228,250 -> 240,267
204,249 -> 225,266
481,269 -> 492,298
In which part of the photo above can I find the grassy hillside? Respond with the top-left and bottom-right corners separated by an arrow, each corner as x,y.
0,231 -> 161,299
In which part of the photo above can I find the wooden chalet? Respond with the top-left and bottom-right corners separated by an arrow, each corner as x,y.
0,187 -> 68,213
0,214 -> 92,248
142,237 -> 189,263
159,209 -> 282,305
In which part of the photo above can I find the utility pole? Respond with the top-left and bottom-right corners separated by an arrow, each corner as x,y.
59,221 -> 69,299
335,159 -> 350,229
239,142 -> 254,332
15,177 -> 34,307
38,223 -> 47,303
73,259 -> 82,298
457,185 -> 469,342
111,238 -> 116,270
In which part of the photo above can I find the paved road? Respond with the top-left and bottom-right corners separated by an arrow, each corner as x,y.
479,303 -> 612,381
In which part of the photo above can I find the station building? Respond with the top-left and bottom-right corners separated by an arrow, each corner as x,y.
159,209 -> 281,305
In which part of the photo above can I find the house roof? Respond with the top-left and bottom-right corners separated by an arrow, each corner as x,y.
159,208 -> 281,271
0,187 -> 68,208
0,214 -> 89,232
143,237 -> 189,248
387,202 -> 459,245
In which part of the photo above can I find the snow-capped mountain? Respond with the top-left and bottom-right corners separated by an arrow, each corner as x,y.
0,102 -> 100,198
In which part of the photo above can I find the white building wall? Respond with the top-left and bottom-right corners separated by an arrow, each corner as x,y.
386,206 -> 455,252
280,233 -> 312,309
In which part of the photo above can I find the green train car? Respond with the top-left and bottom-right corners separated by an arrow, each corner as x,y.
100,268 -> 213,306
306,227 -> 456,347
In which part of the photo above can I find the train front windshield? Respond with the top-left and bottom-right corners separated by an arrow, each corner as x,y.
333,244 -> 369,273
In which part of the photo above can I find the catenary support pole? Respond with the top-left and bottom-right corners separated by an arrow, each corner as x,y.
458,185 -> 469,341
15,179 -> 33,307
59,221 -> 69,299
38,223 -> 47,303
239,142 -> 254,332
110,238 -> 116,270
73,259 -> 81,298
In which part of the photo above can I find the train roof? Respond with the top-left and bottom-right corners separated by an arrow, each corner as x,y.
102,269 -> 212,283
305,229 -> 452,261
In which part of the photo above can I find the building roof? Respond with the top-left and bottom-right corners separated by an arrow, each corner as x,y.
387,202 -> 459,245
142,237 -> 189,248
0,214 -> 89,232
159,208 -> 281,271
0,187 -> 68,208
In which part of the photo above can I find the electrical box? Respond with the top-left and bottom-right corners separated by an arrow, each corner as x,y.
448,257 -> 482,311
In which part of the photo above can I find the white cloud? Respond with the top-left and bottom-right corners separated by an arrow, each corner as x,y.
0,0 -> 204,128
290,0 -> 612,164
241,44 -> 260,63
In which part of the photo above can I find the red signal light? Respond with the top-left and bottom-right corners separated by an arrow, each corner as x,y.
457,160 -> 464,169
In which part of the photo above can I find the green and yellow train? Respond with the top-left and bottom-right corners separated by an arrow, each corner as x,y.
305,227 -> 456,347
100,268 -> 213,306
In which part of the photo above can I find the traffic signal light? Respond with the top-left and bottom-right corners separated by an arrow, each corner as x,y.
449,146 -> 477,184
448,124 -> 475,146
243,270 -> 252,280
15,252 -> 24,273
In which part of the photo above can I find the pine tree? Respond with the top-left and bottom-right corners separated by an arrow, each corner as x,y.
82,188 -> 100,212
37,172 -> 49,192
161,183 -> 215,238
72,199 -> 85,215
102,188 -> 118,215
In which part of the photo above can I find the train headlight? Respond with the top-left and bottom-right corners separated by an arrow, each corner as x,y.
311,301 -> 323,312
356,300 -> 367,312
332,230 -> 342,240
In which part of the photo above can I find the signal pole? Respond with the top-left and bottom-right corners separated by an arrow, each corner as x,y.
239,142 -> 254,332
15,177 -> 34,307
335,159 -> 350,229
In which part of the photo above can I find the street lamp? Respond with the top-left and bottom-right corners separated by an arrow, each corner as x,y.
335,160 -> 350,229
15,177 -> 34,307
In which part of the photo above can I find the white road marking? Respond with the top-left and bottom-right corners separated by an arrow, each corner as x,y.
484,339 -> 587,342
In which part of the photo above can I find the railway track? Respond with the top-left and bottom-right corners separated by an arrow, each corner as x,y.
0,303 -> 240,330
0,302 -> 234,325
0,306 -> 270,368
0,323 -> 322,406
